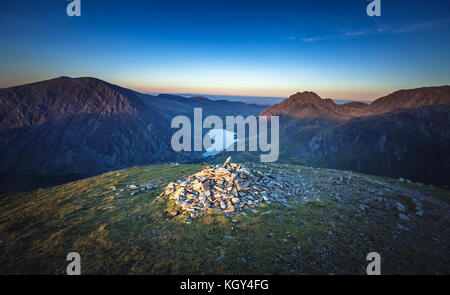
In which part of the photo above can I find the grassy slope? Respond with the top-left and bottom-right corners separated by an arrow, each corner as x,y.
0,163 -> 449,274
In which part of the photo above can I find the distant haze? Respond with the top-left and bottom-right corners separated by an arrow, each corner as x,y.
146,93 -> 369,106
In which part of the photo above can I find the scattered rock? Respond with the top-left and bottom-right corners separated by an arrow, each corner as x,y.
398,213 -> 410,222
396,223 -> 411,231
412,198 -> 422,207
395,202 -> 406,212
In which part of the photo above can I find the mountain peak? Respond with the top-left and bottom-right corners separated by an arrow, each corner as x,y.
260,91 -> 348,120
289,91 -> 323,103
0,76 -> 151,131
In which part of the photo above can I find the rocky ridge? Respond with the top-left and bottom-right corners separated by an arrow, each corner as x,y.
260,86 -> 450,121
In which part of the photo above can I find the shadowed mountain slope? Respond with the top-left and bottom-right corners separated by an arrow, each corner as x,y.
0,77 -> 174,177
0,77 -> 265,193
228,86 -> 450,186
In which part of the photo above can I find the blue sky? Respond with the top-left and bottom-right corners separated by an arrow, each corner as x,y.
0,0 -> 449,100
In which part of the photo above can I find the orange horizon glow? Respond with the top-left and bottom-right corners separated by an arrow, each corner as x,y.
128,84 -> 390,102
1,75 -> 437,103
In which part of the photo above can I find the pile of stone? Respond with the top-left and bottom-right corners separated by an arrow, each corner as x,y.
161,157 -> 270,218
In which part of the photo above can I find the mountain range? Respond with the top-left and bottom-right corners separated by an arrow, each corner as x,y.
257,86 -> 450,186
261,86 -> 450,120
0,77 -> 449,193
0,77 -> 265,193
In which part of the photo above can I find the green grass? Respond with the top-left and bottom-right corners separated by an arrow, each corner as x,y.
0,163 -> 449,274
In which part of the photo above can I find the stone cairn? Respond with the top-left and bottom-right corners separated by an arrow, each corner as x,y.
160,157 -> 270,218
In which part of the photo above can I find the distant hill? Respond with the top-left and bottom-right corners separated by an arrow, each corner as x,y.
175,93 -> 284,105
0,77 -> 265,193
135,92 -> 265,121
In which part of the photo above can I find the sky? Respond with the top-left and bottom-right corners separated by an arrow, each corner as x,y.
0,0 -> 449,101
